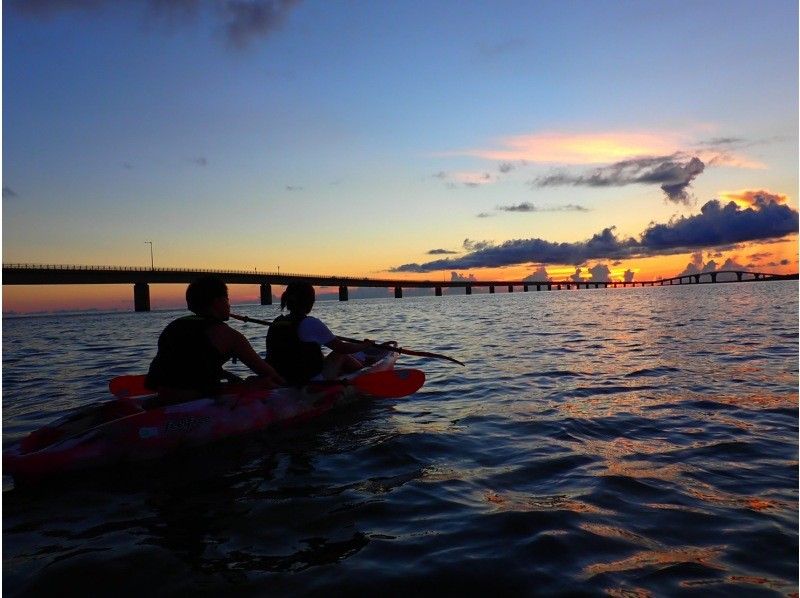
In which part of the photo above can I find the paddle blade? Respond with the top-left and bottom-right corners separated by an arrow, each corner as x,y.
352,368 -> 425,398
109,374 -> 153,399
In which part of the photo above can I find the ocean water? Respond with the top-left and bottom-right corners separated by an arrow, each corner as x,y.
2,282 -> 798,596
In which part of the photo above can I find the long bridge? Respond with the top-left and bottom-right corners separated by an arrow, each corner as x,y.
3,263 -> 797,312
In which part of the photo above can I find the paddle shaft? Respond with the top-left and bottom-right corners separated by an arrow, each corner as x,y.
230,313 -> 464,366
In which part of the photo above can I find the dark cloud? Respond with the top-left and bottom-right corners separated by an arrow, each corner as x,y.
498,162 -> 514,173
639,197 -> 797,251
3,186 -> 19,199
390,197 -> 798,272
476,212 -> 494,218
285,185 -> 303,191
533,154 -> 705,205
192,156 -> 208,167
496,202 -> 589,213
623,269 -> 635,282
222,0 -> 300,50
10,0 -> 300,49
570,268 -> 583,282
427,248 -> 458,255
451,271 -> 477,282
694,137 -> 746,147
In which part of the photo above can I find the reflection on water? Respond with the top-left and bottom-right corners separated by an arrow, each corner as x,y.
3,282 -> 798,596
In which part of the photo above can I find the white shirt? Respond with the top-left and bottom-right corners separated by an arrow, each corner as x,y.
297,316 -> 335,346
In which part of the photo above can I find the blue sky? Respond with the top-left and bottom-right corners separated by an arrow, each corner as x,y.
2,0 -> 798,310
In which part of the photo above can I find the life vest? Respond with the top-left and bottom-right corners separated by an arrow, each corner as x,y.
265,314 -> 324,385
145,315 -> 228,394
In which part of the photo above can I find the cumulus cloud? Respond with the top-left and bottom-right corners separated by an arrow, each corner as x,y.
676,254 -> 749,277
570,268 -> 584,282
524,265 -> 550,281
719,189 -> 789,208
623,269 -> 635,282
390,196 -> 798,272
498,162 -> 514,173
3,186 -> 18,199
451,271 -> 477,282
427,248 -> 458,255
496,202 -> 589,213
10,0 -> 300,49
463,238 -> 494,251
534,154 -> 705,205
588,263 -> 611,281
476,212 -> 494,218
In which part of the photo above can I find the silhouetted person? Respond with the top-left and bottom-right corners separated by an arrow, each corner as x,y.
146,276 -> 284,403
266,282 -> 371,385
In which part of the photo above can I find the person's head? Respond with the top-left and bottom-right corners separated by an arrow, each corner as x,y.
186,276 -> 229,319
281,282 -> 315,315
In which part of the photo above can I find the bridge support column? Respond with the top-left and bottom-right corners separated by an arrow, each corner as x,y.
489,285 -> 495,294
394,286 -> 403,298
435,286 -> 442,296
523,284 -> 528,292
466,285 -> 472,295
508,285 -> 514,293
693,275 -> 700,284
260,283 -> 272,305
134,283 -> 150,312
736,272 -> 743,281
339,286 -> 348,301
710,273 -> 717,283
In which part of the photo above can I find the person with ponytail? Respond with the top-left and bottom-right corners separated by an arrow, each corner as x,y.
265,282 -> 372,385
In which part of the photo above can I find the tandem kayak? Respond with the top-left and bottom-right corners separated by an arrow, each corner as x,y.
4,349 -> 424,482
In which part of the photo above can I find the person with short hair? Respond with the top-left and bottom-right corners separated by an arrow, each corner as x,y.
146,276 -> 284,403
266,282 -> 371,385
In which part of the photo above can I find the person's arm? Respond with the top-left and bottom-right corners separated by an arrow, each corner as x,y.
325,337 -> 372,355
214,325 -> 285,385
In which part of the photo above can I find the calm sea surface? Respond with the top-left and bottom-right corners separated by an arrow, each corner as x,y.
3,282 -> 798,596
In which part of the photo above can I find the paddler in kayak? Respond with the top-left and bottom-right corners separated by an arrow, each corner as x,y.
266,282 -> 373,385
146,276 -> 285,403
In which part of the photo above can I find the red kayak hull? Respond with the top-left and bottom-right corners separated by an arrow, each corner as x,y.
4,353 -> 397,481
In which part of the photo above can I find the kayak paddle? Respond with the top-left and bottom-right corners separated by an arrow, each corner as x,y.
109,374 -> 153,399
349,368 -> 425,398
230,312 -> 465,366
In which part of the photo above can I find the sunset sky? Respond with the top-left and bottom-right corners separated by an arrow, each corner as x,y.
3,0 -> 798,312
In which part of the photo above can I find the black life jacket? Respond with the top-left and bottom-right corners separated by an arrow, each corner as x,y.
145,315 -> 228,394
265,314 -> 324,386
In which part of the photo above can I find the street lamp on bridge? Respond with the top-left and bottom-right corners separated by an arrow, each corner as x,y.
145,241 -> 154,270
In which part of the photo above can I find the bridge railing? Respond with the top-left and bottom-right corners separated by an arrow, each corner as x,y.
1,263 -> 379,283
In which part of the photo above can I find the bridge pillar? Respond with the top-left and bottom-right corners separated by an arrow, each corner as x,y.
536,284 -> 541,291
134,283 -> 150,312
435,286 -> 442,296
508,285 -> 513,293
489,285 -> 495,294
557,284 -> 562,290
736,272 -> 743,281
339,286 -> 348,301
394,286 -> 403,298
466,285 -> 472,295
260,283 -> 272,305
547,284 -> 552,291
693,275 -> 700,284
523,284 -> 528,292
